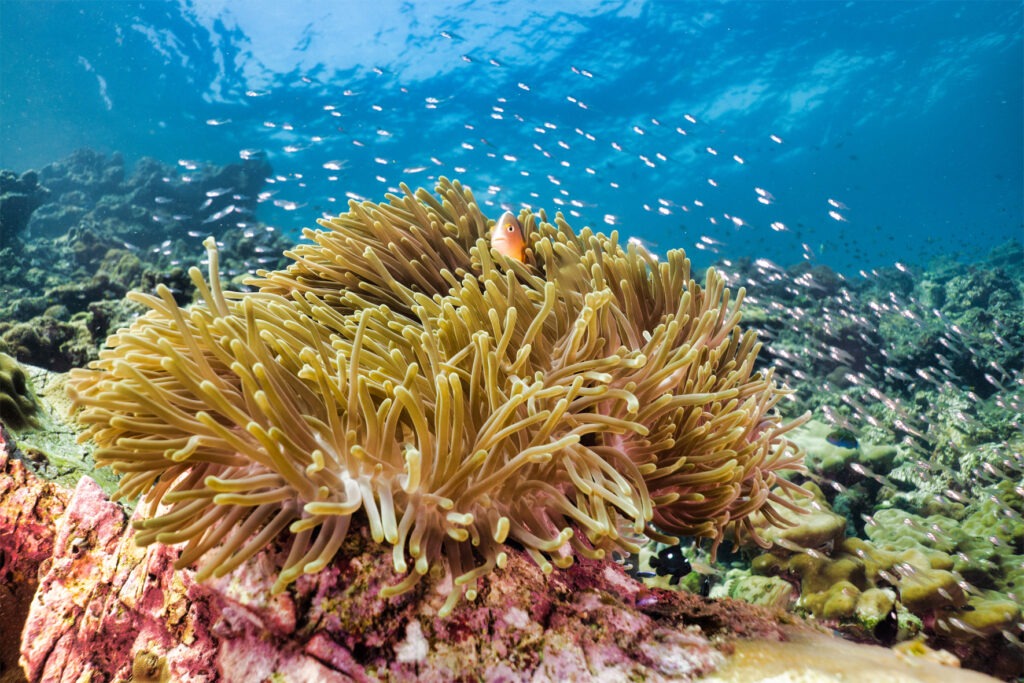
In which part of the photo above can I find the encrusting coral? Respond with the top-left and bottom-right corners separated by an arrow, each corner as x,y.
67,178 -> 808,615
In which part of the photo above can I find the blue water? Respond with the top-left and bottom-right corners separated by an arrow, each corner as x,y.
2,0 -> 1021,275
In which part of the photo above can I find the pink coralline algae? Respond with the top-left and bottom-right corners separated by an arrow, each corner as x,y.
0,425 -> 68,682
1,426 -> 798,682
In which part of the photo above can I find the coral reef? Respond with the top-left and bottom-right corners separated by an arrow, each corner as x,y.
0,170 -> 50,248
0,312 -> 101,372
67,178 -> 808,617
726,241 -> 1024,415
710,246 -> 1024,680
4,147 -> 1020,679
747,480 -> 1023,678
27,148 -> 270,247
3,432 -> 808,682
6,368 -> 991,682
0,149 -> 293,370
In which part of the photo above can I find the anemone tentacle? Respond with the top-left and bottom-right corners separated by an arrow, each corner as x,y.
68,177 -> 807,616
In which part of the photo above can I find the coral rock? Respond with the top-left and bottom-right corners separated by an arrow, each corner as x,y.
13,449 -> 796,682
0,427 -> 69,683
749,481 -> 847,552
27,148 -> 271,247
0,169 -> 50,248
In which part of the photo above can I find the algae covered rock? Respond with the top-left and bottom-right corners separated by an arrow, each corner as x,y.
28,148 -> 271,247
0,352 -> 40,429
854,587 -> 897,630
727,575 -> 794,611
10,446 -> 790,683
747,481 -> 847,552
0,316 -> 97,372
0,169 -> 50,248
961,480 -> 1024,554
792,419 -> 897,476
749,484 -> 1023,675
950,591 -> 1022,638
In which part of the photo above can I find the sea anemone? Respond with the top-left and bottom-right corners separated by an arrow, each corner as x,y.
68,178 -> 807,615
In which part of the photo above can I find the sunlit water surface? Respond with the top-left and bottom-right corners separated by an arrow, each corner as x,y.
2,0 -> 1021,276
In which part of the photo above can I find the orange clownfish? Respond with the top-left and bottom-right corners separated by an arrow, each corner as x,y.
490,211 -> 526,263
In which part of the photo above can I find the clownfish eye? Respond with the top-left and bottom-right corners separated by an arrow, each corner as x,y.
506,224 -> 516,232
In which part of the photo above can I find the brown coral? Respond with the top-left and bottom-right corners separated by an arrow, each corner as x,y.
0,351 -> 41,429
67,178 -> 807,615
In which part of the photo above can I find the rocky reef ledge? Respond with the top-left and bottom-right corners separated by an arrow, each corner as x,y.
0,424 -> 999,682
0,421 -> 760,682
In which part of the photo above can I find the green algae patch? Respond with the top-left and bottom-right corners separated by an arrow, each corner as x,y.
3,362 -> 119,496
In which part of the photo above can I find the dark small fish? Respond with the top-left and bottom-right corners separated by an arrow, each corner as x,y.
826,427 -> 859,449
648,545 -> 691,586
